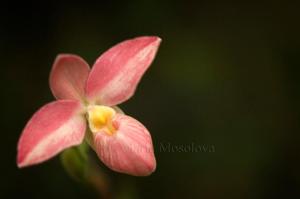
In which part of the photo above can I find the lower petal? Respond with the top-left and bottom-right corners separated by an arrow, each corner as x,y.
93,114 -> 156,176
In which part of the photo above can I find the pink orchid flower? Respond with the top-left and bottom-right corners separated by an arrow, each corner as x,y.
17,36 -> 161,176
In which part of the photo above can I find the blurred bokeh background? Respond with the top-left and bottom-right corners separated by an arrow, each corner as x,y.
1,1 -> 300,198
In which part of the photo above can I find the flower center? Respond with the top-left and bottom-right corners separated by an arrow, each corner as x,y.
87,105 -> 116,135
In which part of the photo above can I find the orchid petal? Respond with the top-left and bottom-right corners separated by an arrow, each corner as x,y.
17,100 -> 86,168
93,114 -> 156,176
86,36 -> 161,106
50,54 -> 90,101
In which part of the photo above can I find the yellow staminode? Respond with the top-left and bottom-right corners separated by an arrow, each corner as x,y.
87,105 -> 116,135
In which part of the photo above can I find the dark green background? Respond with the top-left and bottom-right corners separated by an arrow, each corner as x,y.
1,1 -> 300,198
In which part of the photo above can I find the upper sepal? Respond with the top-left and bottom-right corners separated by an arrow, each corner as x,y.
86,36 -> 161,106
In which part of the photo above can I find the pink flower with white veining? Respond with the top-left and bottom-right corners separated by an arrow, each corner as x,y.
17,36 -> 161,176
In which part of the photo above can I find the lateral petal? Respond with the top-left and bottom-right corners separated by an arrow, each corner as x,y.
50,54 -> 90,101
86,36 -> 161,106
17,100 -> 86,168
93,114 -> 156,176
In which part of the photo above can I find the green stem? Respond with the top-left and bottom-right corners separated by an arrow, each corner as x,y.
60,142 -> 111,198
